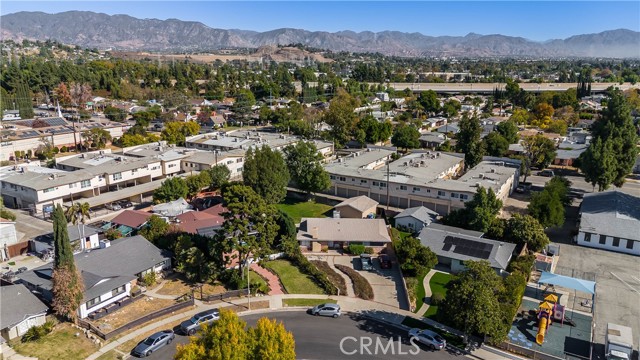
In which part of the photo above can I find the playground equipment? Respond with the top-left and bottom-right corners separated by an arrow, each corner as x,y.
535,294 -> 566,345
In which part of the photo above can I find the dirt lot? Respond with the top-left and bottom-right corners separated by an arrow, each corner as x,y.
92,296 -> 176,331
156,275 -> 226,299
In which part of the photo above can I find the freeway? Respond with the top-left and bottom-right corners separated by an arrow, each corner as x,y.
372,82 -> 639,93
141,311 -> 463,360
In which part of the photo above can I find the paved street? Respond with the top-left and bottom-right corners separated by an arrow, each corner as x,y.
525,169 -> 640,196
143,311 -> 461,360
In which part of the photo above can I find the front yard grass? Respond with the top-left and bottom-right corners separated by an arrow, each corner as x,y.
156,274 -> 225,299
283,298 -> 337,307
263,259 -> 325,294
12,323 -> 98,360
276,199 -> 331,223
414,272 -> 427,313
424,272 -> 452,319
92,296 -> 176,331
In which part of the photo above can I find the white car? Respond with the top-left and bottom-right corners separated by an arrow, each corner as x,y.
408,328 -> 446,350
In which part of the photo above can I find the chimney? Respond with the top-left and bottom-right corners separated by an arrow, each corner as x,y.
311,226 -> 319,239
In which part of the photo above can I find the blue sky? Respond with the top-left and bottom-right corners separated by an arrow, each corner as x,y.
2,1 -> 639,41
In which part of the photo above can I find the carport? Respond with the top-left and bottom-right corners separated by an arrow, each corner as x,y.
63,179 -> 165,209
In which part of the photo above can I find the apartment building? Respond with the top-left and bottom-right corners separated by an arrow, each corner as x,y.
324,148 -> 519,215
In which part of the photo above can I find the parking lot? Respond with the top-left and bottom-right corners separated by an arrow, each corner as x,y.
554,243 -> 640,352
333,255 -> 409,311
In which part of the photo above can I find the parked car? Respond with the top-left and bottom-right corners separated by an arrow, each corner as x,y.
132,330 -> 175,357
360,254 -> 373,271
310,303 -> 341,318
119,200 -> 133,208
105,202 -> 122,211
538,170 -> 555,177
379,254 -> 392,269
180,309 -> 220,335
408,328 -> 446,350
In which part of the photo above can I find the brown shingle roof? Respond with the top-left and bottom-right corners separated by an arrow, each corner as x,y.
110,210 -> 152,229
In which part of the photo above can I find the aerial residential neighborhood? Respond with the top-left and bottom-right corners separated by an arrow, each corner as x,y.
0,3 -> 639,360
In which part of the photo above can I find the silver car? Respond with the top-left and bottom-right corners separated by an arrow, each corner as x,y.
132,330 -> 175,357
310,303 -> 341,318
408,328 -> 446,350
180,308 -> 220,335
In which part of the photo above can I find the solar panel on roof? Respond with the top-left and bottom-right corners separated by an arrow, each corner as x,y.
443,236 -> 493,260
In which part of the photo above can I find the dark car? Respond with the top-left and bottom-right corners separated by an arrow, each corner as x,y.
538,170 -> 555,177
132,330 -> 175,357
180,308 -> 220,335
119,200 -> 133,208
379,254 -> 392,269
360,254 -> 373,271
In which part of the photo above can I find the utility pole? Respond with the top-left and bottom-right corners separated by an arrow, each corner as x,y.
386,158 -> 390,211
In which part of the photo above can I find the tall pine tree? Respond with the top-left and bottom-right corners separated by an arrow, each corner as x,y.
51,204 -> 84,322
456,114 -> 485,170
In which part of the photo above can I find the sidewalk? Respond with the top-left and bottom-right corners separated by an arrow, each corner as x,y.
85,293 -> 526,360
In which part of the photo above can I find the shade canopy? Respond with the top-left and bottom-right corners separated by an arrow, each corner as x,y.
544,294 -> 559,303
538,272 -> 596,295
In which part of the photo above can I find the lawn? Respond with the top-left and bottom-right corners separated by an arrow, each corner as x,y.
92,296 -> 176,331
276,199 -> 331,223
424,272 -> 452,319
283,298 -> 337,307
156,274 -> 226,299
248,270 -> 269,294
263,259 -> 325,294
12,323 -> 99,360
414,273 -> 427,313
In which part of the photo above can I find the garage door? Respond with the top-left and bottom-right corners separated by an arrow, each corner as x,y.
337,187 -> 348,198
436,204 -> 449,215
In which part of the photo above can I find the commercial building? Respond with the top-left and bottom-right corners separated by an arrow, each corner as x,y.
576,190 -> 640,256
324,148 -> 519,214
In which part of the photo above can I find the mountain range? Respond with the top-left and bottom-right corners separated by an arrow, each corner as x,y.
1,11 -> 639,58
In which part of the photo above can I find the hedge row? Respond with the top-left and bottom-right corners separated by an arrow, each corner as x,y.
335,264 -> 374,300
310,260 -> 348,296
287,251 -> 337,295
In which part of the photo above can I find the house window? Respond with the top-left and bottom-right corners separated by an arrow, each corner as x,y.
112,285 -> 126,297
426,189 -> 431,193
599,235 -> 606,245
44,187 -> 55,193
451,193 -> 459,198
379,182 -> 387,188
168,164 -> 176,168
69,183 -> 76,189
626,240 -> 634,250
400,185 -> 407,191
339,177 -> 346,182
360,179 -> 368,184
460,194 -> 469,200
584,233 -> 591,242
413,187 -> 420,192
612,237 -> 620,247
86,297 -> 100,308
437,190 -> 446,197
372,181 -> 379,186
330,175 -> 336,180
98,175 -> 105,181
113,172 -> 122,180
131,169 -> 138,174
81,180 -> 91,188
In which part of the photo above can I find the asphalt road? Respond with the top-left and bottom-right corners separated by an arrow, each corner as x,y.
139,311 -> 462,360
525,170 -> 640,196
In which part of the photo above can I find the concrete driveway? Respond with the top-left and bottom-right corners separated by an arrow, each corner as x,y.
333,255 -> 410,311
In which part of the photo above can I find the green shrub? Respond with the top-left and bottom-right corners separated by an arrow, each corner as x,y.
286,251 -> 337,295
310,260 -> 348,296
335,264 -> 374,300
431,292 -> 445,306
21,321 -> 54,342
364,247 -> 374,255
60,146 -> 68,153
348,244 -> 365,255
140,272 -> 157,287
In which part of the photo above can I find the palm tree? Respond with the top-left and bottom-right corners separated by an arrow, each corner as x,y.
65,202 -> 91,251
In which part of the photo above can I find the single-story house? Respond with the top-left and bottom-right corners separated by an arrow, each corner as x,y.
435,123 -> 460,134
423,117 -> 447,130
394,206 -> 439,233
553,142 -> 588,167
417,223 -> 515,274
0,218 -> 27,261
0,284 -> 49,341
110,209 -> 153,235
18,235 -> 172,319
30,224 -> 101,254
175,211 -> 224,237
576,190 -> 640,256
334,195 -> 378,219
297,218 -> 391,252
152,197 -> 193,217
419,133 -> 447,149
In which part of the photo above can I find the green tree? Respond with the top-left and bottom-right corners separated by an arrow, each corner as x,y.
456,114 -> 485,170
509,109 -> 531,125
81,128 -> 112,149
217,185 -> 279,276
504,214 -> 549,252
175,235 -> 212,283
161,121 -> 201,146
64,202 -> 91,251
391,124 -> 420,151
51,204 -> 84,321
581,88 -> 639,190
283,141 -> 330,195
394,236 -> 438,277
186,173 -> 210,199
153,177 -> 189,203
439,261 -> 505,341
418,90 -> 440,114
0,199 -> 16,221
206,164 -> 231,190
443,187 -> 502,233
483,132 -> 509,157
521,135 -> 556,182
104,105 -> 126,122
243,146 -> 290,204
139,215 -> 170,244
528,176 -> 570,228
322,88 -> 359,147
495,120 -> 519,144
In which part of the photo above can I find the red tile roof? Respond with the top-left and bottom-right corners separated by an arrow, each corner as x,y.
110,210 -> 153,229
